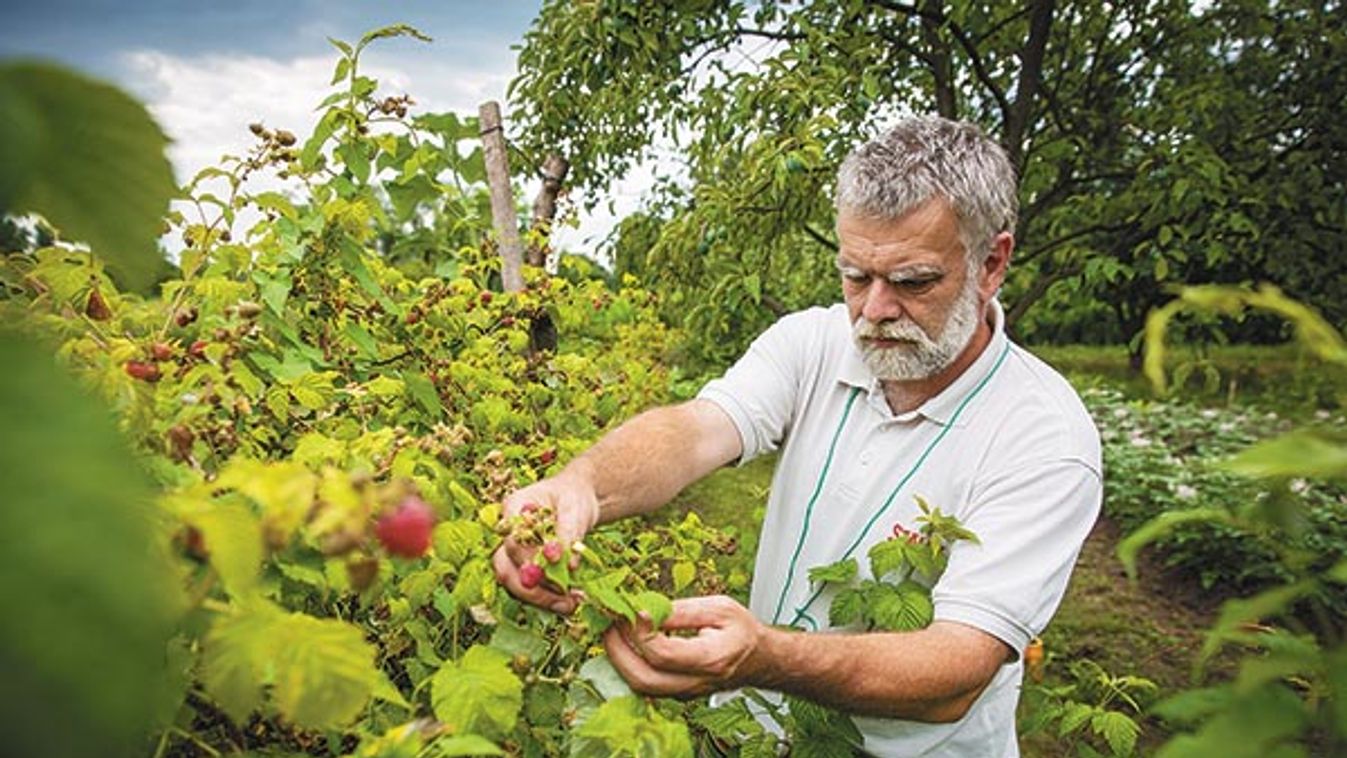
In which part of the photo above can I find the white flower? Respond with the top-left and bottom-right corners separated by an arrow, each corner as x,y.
1113,407 -> 1129,418
180,392 -> 199,405
1315,409 -> 1331,420
1290,479 -> 1310,494
1174,484 -> 1198,500
1265,411 -> 1279,420
1201,409 -> 1219,419
1218,422 -> 1236,433
1129,434 -> 1153,448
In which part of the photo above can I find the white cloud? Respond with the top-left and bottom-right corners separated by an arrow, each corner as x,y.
119,45 -> 644,259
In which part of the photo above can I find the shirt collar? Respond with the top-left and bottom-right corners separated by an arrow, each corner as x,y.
837,299 -> 1009,427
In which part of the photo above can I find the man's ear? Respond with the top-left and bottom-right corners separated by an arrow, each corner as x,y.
978,231 -> 1013,300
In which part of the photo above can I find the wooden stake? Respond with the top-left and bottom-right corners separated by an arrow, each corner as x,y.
478,101 -> 524,292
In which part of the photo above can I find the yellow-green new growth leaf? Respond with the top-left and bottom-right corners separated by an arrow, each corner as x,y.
672,560 -> 696,593
434,519 -> 489,567
192,501 -> 264,597
431,645 -> 523,739
1093,710 -> 1140,756
0,63 -> 175,292
202,603 -> 381,729
572,695 -> 693,758
629,590 -> 673,629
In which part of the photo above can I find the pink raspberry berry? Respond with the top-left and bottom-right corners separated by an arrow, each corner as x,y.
519,563 -> 545,589
542,541 -> 563,564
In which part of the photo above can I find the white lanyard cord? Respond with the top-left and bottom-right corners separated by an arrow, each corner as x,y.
771,341 -> 1013,628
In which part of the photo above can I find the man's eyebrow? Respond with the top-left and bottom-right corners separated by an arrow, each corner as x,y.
834,257 -> 944,281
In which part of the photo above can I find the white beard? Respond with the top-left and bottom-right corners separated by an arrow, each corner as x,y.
852,276 -> 983,382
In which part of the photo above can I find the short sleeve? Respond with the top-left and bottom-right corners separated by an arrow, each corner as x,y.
696,312 -> 814,464
931,456 -> 1102,656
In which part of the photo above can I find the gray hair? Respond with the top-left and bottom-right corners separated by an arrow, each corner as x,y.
836,116 -> 1018,263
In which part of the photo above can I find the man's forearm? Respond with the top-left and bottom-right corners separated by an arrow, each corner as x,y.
746,621 -> 1009,723
562,400 -> 742,524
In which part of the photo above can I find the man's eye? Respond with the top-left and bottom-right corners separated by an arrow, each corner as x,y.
843,272 -> 870,284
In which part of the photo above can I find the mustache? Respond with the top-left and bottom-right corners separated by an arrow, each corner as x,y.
853,318 -> 930,342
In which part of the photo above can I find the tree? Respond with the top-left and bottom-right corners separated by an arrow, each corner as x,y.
510,0 -> 1347,366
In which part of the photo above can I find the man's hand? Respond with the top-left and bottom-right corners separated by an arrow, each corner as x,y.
492,470 -> 599,614
603,595 -> 768,698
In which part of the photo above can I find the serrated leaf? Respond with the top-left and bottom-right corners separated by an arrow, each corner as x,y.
193,502 -> 264,597
581,568 -> 635,621
270,612 -> 380,728
628,590 -> 673,628
201,604 -> 280,723
434,520 -> 488,567
672,560 -> 696,593
828,587 -> 865,628
578,655 -> 632,701
431,646 -> 523,740
1093,710 -> 1139,756
690,698 -> 764,740
867,540 -> 906,581
808,557 -> 858,585
1057,702 -> 1096,737
572,695 -> 693,758
404,370 -> 443,420
489,620 -> 549,663
0,64 -> 174,291
867,581 -> 933,632
432,734 -> 505,756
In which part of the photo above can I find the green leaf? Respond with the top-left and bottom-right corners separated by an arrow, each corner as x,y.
629,590 -> 673,628
690,698 -> 764,741
0,64 -> 174,291
431,645 -> 523,740
201,604 -> 278,723
828,587 -> 865,628
578,655 -> 633,701
0,334 -> 180,758
581,568 -> 636,621
1150,687 -> 1233,727
1057,702 -> 1096,737
572,695 -> 693,758
1222,429 -> 1347,480
1093,710 -> 1140,756
403,370 -> 444,420
432,734 -> 505,757
269,612 -> 381,728
867,581 -> 933,632
1117,508 -> 1231,580
808,557 -> 858,585
867,539 -> 907,581
192,502 -> 264,597
433,520 -> 488,567
672,560 -> 696,593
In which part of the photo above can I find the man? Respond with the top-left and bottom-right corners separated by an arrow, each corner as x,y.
494,116 -> 1101,755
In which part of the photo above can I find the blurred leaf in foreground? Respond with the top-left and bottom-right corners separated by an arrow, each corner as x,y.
0,331 -> 180,758
0,62 -> 175,291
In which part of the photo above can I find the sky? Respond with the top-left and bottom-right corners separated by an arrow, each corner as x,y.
0,0 -> 652,254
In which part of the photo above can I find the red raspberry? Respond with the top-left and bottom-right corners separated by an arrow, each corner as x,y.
124,360 -> 161,382
519,563 -> 544,589
542,541 -> 563,564
375,495 -> 435,558
150,341 -> 174,361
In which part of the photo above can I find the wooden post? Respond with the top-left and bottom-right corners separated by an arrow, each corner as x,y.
478,101 -> 524,293
527,154 -> 570,268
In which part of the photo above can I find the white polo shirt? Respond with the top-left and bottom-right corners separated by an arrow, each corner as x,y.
698,300 -> 1101,757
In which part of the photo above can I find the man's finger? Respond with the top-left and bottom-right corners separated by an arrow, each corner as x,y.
603,627 -> 707,698
492,547 -> 577,613
659,595 -> 738,631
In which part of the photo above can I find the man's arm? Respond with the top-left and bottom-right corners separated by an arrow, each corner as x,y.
494,399 -> 742,611
604,595 -> 1011,723
566,398 -> 744,524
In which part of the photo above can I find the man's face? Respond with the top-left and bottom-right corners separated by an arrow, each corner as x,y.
836,199 -> 985,382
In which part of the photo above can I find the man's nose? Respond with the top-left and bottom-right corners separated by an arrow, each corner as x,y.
862,279 -> 904,323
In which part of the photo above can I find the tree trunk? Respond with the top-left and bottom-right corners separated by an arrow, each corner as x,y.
479,101 -> 524,293
527,154 -> 570,268
1004,0 -> 1055,170
920,0 -> 957,118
